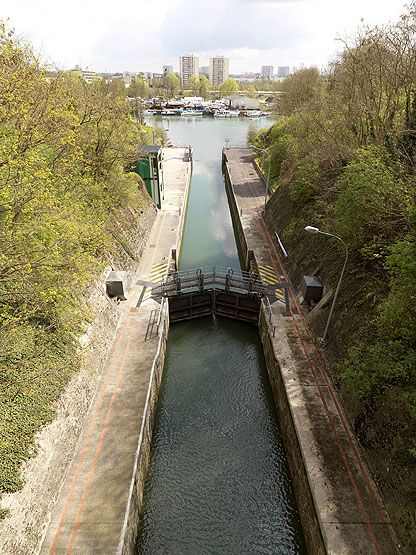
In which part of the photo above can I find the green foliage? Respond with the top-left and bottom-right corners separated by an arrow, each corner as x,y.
333,148 -> 413,251
188,75 -> 200,96
277,67 -> 321,115
243,84 -> 257,98
340,233 -> 416,454
379,235 -> 416,344
219,78 -> 239,96
0,22 -> 150,497
164,72 -> 180,98
128,75 -> 149,99
252,118 -> 296,188
289,158 -> 320,205
198,75 -> 211,99
0,508 -> 10,519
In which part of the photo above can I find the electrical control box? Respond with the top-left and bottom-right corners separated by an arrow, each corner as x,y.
106,271 -> 127,300
301,275 -> 323,303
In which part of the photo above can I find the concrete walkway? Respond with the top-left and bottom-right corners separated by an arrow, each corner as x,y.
223,148 -> 399,555
40,148 -> 191,554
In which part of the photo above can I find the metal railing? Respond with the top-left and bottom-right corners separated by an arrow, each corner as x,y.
151,266 -> 291,309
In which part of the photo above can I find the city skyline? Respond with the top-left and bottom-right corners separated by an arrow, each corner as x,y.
1,0 -> 407,74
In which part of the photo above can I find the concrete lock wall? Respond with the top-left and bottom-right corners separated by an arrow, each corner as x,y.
223,152 -> 325,552
259,307 -> 325,554
223,157 -> 250,269
118,299 -> 170,554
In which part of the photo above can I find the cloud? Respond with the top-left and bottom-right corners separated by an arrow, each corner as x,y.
240,0 -> 308,2
161,0 -> 305,55
2,0 -> 408,73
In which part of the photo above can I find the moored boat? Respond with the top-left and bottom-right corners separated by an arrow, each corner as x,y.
181,110 -> 203,116
214,109 -> 239,118
161,109 -> 183,116
246,110 -> 263,118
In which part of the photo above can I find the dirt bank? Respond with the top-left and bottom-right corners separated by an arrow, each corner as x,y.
0,202 -> 156,555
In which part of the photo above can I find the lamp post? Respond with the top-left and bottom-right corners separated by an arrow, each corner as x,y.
304,226 -> 348,345
250,145 -> 271,211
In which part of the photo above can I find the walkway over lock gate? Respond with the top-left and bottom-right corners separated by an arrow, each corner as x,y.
149,267 -> 291,323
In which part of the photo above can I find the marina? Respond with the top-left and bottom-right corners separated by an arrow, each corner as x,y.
144,98 -> 269,118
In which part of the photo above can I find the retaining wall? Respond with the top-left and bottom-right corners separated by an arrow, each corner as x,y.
259,306 -> 325,554
222,156 -> 254,270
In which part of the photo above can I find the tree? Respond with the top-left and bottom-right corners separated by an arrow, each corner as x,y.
0,20 -> 152,494
219,78 -> 239,96
108,77 -> 126,96
189,75 -> 200,96
244,84 -> 257,98
199,75 -> 211,99
164,72 -> 180,98
276,67 -> 321,116
128,75 -> 149,100
128,75 -> 149,121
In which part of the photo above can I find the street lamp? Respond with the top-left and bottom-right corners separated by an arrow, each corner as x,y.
304,226 -> 348,345
250,144 -> 271,211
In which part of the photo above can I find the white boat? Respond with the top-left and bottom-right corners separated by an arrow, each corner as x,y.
246,110 -> 263,118
181,110 -> 203,116
161,109 -> 182,116
214,109 -> 239,118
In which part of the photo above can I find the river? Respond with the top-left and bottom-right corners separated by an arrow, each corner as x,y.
136,115 -> 306,554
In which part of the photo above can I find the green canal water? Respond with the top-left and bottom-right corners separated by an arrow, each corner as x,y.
137,116 -> 306,554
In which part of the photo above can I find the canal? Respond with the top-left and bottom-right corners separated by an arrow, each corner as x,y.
137,116 -> 306,554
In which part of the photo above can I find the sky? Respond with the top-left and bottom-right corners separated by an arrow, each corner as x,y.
0,0 -> 409,74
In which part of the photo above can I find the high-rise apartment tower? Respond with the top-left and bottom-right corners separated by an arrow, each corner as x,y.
179,54 -> 199,87
277,66 -> 290,78
261,65 -> 274,79
209,56 -> 229,86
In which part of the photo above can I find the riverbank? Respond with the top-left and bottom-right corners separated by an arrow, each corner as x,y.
0,194 -> 156,553
223,147 -> 399,554
38,148 -> 191,554
0,148 -> 191,554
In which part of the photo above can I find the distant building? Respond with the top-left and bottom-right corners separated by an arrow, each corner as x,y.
224,95 -> 260,110
277,66 -> 290,78
163,65 -> 174,76
72,65 -> 98,83
200,65 -> 209,77
183,96 -> 204,105
123,71 -> 133,85
180,54 -> 199,87
209,56 -> 229,86
261,65 -> 274,79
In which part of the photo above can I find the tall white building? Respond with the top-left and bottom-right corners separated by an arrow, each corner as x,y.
179,54 -> 199,87
209,56 -> 229,86
278,66 -> 290,78
261,65 -> 274,79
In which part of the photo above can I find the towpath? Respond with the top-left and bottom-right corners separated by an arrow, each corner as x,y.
40,148 -> 191,554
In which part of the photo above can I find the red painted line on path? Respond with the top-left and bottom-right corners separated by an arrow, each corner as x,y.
258,214 -> 397,554
49,318 -> 132,554
66,315 -> 140,553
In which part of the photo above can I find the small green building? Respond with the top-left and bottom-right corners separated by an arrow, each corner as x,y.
133,145 -> 164,208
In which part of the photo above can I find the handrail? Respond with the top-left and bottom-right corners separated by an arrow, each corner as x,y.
150,266 -> 291,309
